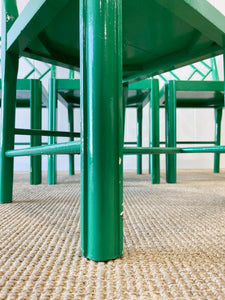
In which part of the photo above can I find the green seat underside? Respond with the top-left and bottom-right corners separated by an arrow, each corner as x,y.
0,82 -> 48,107
7,0 -> 225,82
175,90 -> 224,107
160,90 -> 224,108
159,80 -> 224,108
57,89 -> 149,108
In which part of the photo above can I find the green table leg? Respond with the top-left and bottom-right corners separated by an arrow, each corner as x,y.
137,106 -> 142,174
166,81 -> 177,183
214,107 -> 222,173
0,2 -> 19,203
80,0 -> 123,261
30,80 -> 42,185
68,105 -> 75,175
48,78 -> 57,185
150,79 -> 160,183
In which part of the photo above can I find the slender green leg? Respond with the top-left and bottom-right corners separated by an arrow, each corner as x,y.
30,80 -> 42,184
68,105 -> 75,175
137,106 -> 142,174
166,81 -> 177,183
214,108 -> 222,173
150,79 -> 160,183
80,0 -> 123,261
123,83 -> 128,135
48,78 -> 57,184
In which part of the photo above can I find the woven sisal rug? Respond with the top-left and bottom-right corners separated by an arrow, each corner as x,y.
0,170 -> 225,299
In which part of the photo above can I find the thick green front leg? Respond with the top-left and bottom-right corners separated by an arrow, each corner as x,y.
30,80 -> 42,184
214,108 -> 222,173
166,81 -> 177,183
80,0 -> 123,261
0,2 -> 19,203
68,105 -> 75,175
137,106 -> 142,174
0,52 -> 18,203
150,79 -> 160,183
48,78 -> 57,184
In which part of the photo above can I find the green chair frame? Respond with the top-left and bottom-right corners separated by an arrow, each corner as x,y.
47,77 -> 160,184
0,38 -> 50,184
2,0 -> 225,262
48,76 -> 80,184
159,58 -> 224,183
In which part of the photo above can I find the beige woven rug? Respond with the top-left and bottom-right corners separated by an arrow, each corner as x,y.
0,170 -> 225,299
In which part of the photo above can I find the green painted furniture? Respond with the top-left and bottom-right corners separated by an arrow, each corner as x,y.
48,77 -> 80,184
2,0 -> 225,261
0,37 -> 50,184
127,79 -> 160,183
0,78 -> 48,184
159,58 -> 224,183
48,77 -> 160,184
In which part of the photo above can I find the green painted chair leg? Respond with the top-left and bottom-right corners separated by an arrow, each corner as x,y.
68,105 -> 75,176
30,80 -> 42,184
123,83 -> 128,135
48,78 -> 57,185
0,3 -> 19,203
150,79 -> 160,183
137,106 -> 142,174
166,81 -> 177,183
80,0 -> 123,261
214,107 -> 222,173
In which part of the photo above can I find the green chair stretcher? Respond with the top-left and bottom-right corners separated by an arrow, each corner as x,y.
159,58 -> 224,183
48,78 -> 160,184
2,0 -> 225,261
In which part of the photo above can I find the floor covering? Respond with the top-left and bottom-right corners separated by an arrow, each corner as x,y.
0,170 -> 225,299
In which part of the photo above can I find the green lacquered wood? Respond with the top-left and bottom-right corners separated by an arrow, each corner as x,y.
7,0 -> 70,53
175,81 -> 224,92
6,141 -> 81,157
136,106 -> 142,175
150,79 -> 160,184
68,105 -> 75,176
0,1 -> 19,203
124,147 -> 181,154
123,146 -> 225,154
214,108 -> 222,173
162,141 -> 215,145
15,128 -> 80,138
181,146 -> 225,153
7,0 -> 225,81
30,80 -> 42,185
80,0 -> 123,261
56,79 -> 80,90
8,144 -> 225,157
124,142 -> 137,145
48,78 -> 57,185
166,81 -> 177,183
123,83 -> 128,135
3,0 -> 225,263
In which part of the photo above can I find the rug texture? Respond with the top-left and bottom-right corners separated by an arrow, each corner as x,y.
0,170 -> 225,299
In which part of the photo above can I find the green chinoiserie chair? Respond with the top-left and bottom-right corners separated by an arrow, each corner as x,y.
0,38 -> 49,184
126,79 -> 160,183
47,76 -> 160,184
159,58 -> 224,183
47,73 -> 80,185
2,0 -> 225,262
